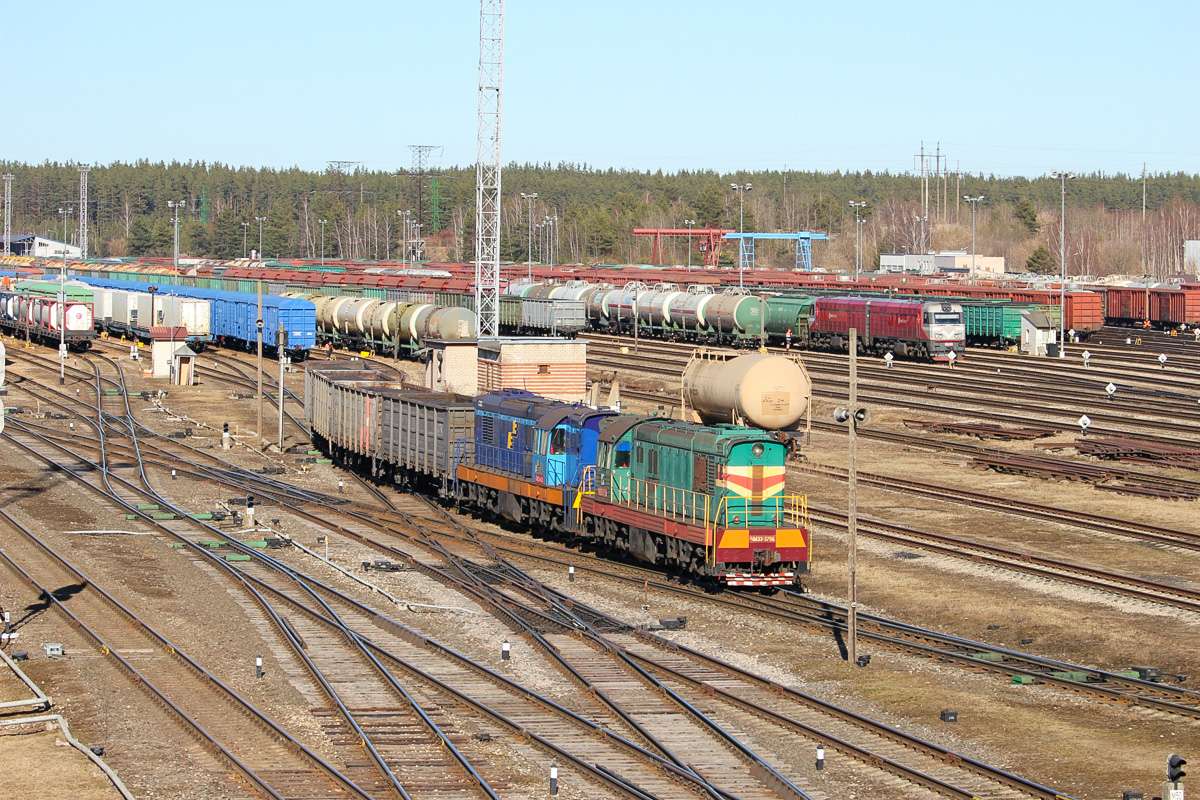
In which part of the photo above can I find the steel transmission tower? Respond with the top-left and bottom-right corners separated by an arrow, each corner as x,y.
474,0 -> 504,338
2,174 -> 12,256
78,166 -> 90,258
409,144 -> 441,232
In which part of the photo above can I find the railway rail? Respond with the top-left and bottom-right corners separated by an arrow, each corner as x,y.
582,334 -> 1200,447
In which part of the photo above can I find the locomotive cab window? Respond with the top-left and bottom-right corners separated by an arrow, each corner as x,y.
647,449 -> 659,477
614,446 -> 631,469
933,312 -> 961,324
550,428 -> 566,455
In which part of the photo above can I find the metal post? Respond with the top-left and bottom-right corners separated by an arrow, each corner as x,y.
731,183 -> 752,288
277,325 -> 285,452
255,216 -> 267,260
78,166 -> 90,259
847,327 -> 858,667
848,201 -> 866,279
684,218 -> 696,269
1050,172 -> 1074,358
521,192 -> 537,280
58,206 -> 72,385
2,173 -> 13,256
963,195 -> 984,276
633,283 -> 639,352
168,200 -> 185,269
256,281 -> 264,446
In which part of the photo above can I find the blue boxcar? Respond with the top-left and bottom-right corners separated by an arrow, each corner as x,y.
73,276 -> 316,356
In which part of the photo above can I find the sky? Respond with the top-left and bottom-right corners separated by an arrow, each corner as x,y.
9,0 -> 1200,177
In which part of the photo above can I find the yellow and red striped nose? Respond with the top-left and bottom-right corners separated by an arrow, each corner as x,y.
722,465 -> 786,498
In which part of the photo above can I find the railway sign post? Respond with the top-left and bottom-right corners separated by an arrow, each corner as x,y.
1159,353 -> 1168,369
883,351 -> 894,369
1078,415 -> 1091,436
1105,382 -> 1117,400
946,350 -> 956,368
1081,350 -> 1091,369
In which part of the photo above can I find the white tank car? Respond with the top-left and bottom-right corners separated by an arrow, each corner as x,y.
682,349 -> 812,432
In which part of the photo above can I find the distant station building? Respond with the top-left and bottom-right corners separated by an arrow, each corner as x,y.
878,250 -> 1005,276
0,234 -> 82,260
1185,240 -> 1200,273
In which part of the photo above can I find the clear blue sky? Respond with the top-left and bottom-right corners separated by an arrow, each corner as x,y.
13,0 -> 1199,177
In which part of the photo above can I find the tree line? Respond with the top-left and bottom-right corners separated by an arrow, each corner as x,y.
2,160 -> 1198,277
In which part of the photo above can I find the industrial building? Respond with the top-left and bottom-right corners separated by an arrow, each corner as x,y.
878,251 -> 1005,276
0,234 -> 82,260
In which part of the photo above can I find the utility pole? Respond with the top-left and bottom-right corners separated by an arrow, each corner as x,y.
78,166 -> 90,259
730,182 -> 752,288
963,195 -> 984,275
256,280 -> 264,446
846,327 -> 859,666
1141,163 -> 1148,275
241,221 -> 249,259
2,173 -> 12,256
848,201 -> 867,279
1051,172 -> 1074,358
684,218 -> 696,269
474,0 -> 504,339
57,206 -> 73,384
520,191 -> 537,280
914,142 -> 928,252
954,162 -> 961,225
168,199 -> 186,268
255,215 -> 267,260
319,218 -> 328,265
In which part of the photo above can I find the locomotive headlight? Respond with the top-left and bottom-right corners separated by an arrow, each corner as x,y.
752,443 -> 764,457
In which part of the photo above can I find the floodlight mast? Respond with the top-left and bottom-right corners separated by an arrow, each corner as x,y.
474,0 -> 504,339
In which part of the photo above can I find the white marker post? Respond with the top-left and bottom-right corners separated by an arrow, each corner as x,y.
946,350 -> 957,369
549,766 -> 559,796
1105,383 -> 1117,401
816,746 -> 826,771
255,656 -> 264,679
1078,415 -> 1091,437
1081,350 -> 1091,369
501,639 -> 511,661
1158,353 -> 1168,369
883,351 -> 894,369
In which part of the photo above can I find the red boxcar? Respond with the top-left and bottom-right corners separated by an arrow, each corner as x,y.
1151,289 -> 1200,326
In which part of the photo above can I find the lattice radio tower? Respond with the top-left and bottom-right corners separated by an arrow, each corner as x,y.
474,0 -> 504,338
78,166 -> 90,258
409,145 -> 441,224
2,173 -> 12,256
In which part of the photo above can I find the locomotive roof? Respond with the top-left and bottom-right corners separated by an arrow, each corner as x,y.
598,416 -> 771,456
475,389 -> 568,420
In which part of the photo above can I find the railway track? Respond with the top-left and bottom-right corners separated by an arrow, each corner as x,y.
288,494 -> 1073,800
4,350 -> 807,798
6,351 -> 1082,799
0,509 -> 372,800
11,345 -> 1200,714
3,352 -> 516,798
582,334 -> 1200,446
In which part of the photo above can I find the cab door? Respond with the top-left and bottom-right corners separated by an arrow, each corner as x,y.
543,425 -> 568,487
